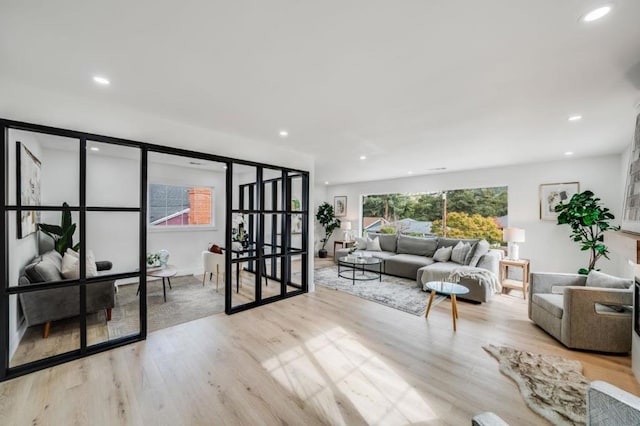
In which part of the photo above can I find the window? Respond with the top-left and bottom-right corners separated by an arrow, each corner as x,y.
362,186 -> 507,243
149,183 -> 214,227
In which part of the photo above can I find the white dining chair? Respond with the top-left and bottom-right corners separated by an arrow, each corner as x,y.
202,251 -> 224,291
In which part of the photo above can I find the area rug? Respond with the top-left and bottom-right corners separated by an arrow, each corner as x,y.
484,344 -> 590,426
108,275 -> 225,338
314,266 -> 444,315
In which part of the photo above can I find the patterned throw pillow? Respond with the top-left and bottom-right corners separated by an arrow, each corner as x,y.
451,241 -> 471,264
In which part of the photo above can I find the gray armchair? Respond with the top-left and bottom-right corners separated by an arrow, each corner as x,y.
528,271 -> 633,353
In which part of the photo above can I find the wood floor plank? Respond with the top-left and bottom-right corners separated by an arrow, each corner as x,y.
0,258 -> 638,425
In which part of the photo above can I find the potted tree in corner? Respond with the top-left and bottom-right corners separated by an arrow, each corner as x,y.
316,202 -> 341,258
555,190 -> 620,274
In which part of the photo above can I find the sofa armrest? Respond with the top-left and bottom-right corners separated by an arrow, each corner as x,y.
562,287 -> 632,352
530,272 -> 586,295
588,381 -> 640,425
96,261 -> 113,271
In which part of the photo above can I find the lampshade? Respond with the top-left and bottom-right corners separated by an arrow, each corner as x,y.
340,222 -> 352,230
503,227 -> 525,243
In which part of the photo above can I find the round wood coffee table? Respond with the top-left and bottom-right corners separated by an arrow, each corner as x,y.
424,281 -> 469,332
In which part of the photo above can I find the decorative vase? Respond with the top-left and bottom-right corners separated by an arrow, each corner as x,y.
319,248 -> 328,258
158,249 -> 170,268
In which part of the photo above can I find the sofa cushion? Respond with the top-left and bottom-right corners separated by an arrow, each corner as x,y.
436,237 -> 479,249
532,293 -> 564,319
368,233 -> 398,253
354,237 -> 367,250
451,241 -> 471,264
24,254 -> 63,283
433,246 -> 452,262
396,234 -> 437,256
385,254 -> 435,279
586,270 -> 633,290
467,239 -> 490,267
419,262 -> 469,284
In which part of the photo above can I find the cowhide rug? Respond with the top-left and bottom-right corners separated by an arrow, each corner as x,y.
484,345 -> 590,426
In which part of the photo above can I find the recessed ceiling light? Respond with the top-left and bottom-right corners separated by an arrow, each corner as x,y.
581,5 -> 612,22
279,130 -> 289,137
360,155 -> 367,160
407,171 -> 413,175
223,165 -> 228,169
568,115 -> 582,122
89,147 -> 100,152
564,151 -> 574,156
92,75 -> 110,86
428,167 -> 447,171
324,181 -> 329,185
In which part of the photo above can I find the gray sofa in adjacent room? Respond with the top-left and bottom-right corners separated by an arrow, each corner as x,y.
334,233 -> 503,303
18,250 -> 116,338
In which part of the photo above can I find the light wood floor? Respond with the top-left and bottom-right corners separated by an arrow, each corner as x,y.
0,258 -> 638,425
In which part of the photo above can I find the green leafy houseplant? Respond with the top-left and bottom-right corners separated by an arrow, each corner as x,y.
38,202 -> 81,255
316,202 -> 341,258
555,190 -> 619,275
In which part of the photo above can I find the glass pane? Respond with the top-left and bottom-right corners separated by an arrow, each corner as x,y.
288,254 -> 306,294
86,141 -> 141,207
86,212 -> 139,275
147,152 -> 224,229
88,278 -> 137,345
231,257 -> 257,308
288,173 -> 305,212
232,164 -> 257,211
287,214 -> 305,252
9,287 -> 80,367
263,168 -> 283,211
231,213 -> 258,261
262,255 -> 283,299
7,129 -> 80,207
264,213 -> 283,255
7,210 -> 80,288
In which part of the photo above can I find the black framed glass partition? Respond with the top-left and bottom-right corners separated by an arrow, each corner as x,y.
1,118 -> 309,381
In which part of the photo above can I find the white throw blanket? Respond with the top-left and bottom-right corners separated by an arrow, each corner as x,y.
447,268 -> 502,294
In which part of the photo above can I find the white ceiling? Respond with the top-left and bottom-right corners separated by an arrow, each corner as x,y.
1,1 -> 639,185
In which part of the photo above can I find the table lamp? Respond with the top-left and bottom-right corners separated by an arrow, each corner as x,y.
341,221 -> 352,242
503,227 -> 525,260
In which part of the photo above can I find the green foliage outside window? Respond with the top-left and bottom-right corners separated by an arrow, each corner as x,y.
431,212 -> 503,243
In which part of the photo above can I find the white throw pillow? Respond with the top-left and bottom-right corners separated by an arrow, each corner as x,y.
433,246 -> 453,262
366,237 -> 382,252
354,237 -> 367,250
61,249 -> 98,279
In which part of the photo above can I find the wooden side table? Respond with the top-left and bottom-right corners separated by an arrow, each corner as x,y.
499,258 -> 530,299
333,240 -> 355,256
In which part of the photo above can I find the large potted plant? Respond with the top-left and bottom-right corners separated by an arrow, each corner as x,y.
554,190 -> 619,274
316,202 -> 341,258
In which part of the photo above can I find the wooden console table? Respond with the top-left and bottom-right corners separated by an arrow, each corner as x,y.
499,258 -> 530,299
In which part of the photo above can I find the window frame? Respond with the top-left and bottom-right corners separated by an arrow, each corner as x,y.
147,182 -> 216,232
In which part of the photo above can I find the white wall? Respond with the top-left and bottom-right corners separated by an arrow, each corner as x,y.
322,154 -> 624,276
6,130 -> 42,358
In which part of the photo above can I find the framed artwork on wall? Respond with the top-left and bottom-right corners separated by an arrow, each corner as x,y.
17,142 -> 42,238
622,114 -> 640,234
334,195 -> 347,217
539,182 -> 580,221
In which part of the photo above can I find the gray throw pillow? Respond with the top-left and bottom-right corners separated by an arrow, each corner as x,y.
467,239 -> 491,267
433,246 -> 453,262
366,237 -> 382,252
585,270 -> 633,289
451,241 -> 471,264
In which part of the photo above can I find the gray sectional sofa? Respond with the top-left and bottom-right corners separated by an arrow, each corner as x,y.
334,233 -> 503,303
